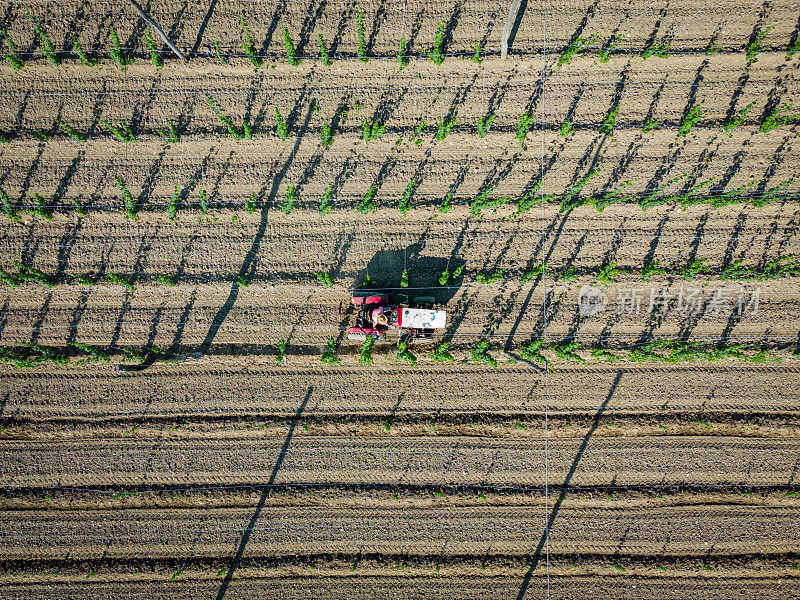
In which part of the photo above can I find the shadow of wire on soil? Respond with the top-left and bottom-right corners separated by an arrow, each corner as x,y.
515,371 -> 622,600
215,386 -> 313,600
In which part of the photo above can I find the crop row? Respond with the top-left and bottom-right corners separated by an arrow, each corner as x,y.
2,254 -> 797,292
1,172 -> 795,222
2,9 -> 799,67
2,93 -> 797,145
0,337 -> 791,370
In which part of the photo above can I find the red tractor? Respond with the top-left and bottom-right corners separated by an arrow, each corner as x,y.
346,294 -> 447,342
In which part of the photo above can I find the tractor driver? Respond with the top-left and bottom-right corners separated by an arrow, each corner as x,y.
371,306 -> 389,326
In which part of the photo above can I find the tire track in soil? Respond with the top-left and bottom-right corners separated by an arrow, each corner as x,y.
1,361 -> 799,419
2,504 -> 796,560
1,436 -> 798,489
2,573 -> 797,600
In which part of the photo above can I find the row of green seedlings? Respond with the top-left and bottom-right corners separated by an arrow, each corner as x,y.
0,119 -> 179,144
3,167 -> 795,225
0,342 -> 172,368
555,99 -> 797,142
236,16 -> 482,67
308,338 -> 788,368
0,12 -> 481,71
1,338 -> 786,370
506,255 -> 800,286
0,263 -> 175,290
517,339 -> 783,367
4,172 -> 792,225
0,20 -> 160,71
10,91 -> 791,147
312,254 -> 800,292
556,24 -> 800,69
470,172 -> 798,217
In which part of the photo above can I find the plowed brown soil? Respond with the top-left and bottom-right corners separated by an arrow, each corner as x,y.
1,0 -> 799,597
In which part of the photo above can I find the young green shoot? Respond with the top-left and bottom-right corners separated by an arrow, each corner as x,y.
398,37 -> 409,69
144,31 -> 162,67
678,104 -> 702,136
682,259 -> 705,281
106,273 -> 135,292
240,20 -> 262,66
642,117 -> 659,132
361,118 -> 385,142
471,41 -> 482,64
315,272 -> 334,287
245,193 -> 257,214
359,185 -> 378,213
156,123 -> 179,143
317,34 -> 332,65
520,339 -> 548,366
319,183 -> 334,216
435,116 -> 456,141
600,107 -> 618,135
439,192 -> 452,213
552,341 -> 584,362
282,186 -> 297,215
113,176 -> 138,221
559,121 -> 574,136
359,336 -> 375,365
517,111 -> 534,145
400,269 -> 409,288
596,263 -> 620,284
591,347 -> 618,363
745,24 -> 775,63
396,341 -> 417,365
102,120 -> 136,142
72,198 -> 87,217
398,178 -> 418,214
0,30 -> 23,71
471,340 -> 497,369
28,12 -> 59,66
430,342 -> 455,363
108,25 -> 131,70
205,94 -> 251,139
724,101 -> 755,133
275,107 -> 288,139
58,121 -> 86,142
476,113 -> 496,138
641,261 -> 666,281
428,21 -> 446,65
320,337 -> 340,364
282,26 -> 299,66
167,185 -> 179,220
199,190 -> 209,214
356,10 -> 368,62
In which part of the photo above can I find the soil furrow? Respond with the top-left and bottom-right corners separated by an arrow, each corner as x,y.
0,359 -> 799,419
1,504 -> 796,560
1,436 -> 797,489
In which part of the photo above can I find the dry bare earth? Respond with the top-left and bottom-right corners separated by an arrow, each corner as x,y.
1,0 -> 800,598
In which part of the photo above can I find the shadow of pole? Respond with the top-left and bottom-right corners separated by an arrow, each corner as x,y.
515,371 -> 623,600
215,385 -> 313,600
190,0 -> 217,55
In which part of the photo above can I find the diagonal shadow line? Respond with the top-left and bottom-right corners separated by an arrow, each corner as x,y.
191,0 -> 217,55
515,371 -> 623,600
215,386 -> 313,600
199,100 -> 312,353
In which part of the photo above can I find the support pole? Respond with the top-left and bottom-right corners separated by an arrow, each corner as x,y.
127,0 -> 187,61
501,0 -> 523,60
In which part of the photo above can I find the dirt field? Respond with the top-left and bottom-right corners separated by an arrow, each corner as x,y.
1,0 -> 799,598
